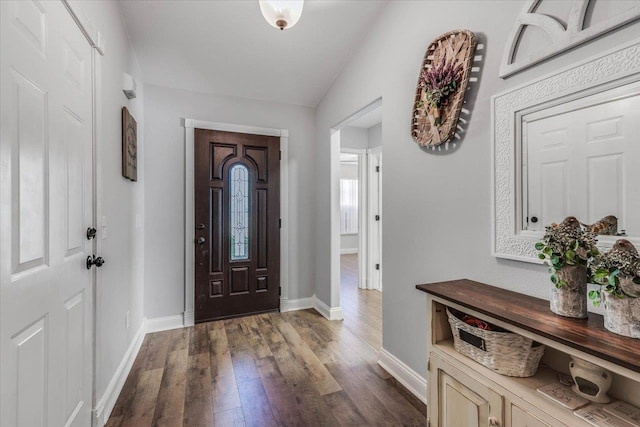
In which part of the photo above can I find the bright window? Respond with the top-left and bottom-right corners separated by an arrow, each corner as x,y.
340,179 -> 358,234
230,164 -> 249,260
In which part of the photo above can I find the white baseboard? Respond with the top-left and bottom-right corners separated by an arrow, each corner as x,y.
378,348 -> 427,404
340,248 -> 358,255
94,319 -> 147,426
280,297 -> 315,312
183,310 -> 194,327
146,314 -> 184,333
313,295 -> 343,320
95,313 -> 188,426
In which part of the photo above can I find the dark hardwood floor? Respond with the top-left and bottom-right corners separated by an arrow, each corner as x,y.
105,256 -> 424,427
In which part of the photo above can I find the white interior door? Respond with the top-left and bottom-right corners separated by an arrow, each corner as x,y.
1,1 -> 94,426
525,86 -> 640,234
367,147 -> 382,291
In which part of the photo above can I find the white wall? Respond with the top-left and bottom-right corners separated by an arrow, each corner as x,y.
80,0 -> 146,409
341,162 -> 359,180
340,162 -> 359,252
315,0 -> 640,378
340,235 -> 359,252
143,84 -> 316,318
368,123 -> 382,148
340,126 -> 369,149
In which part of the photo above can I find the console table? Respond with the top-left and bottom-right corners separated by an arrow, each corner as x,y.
417,279 -> 640,427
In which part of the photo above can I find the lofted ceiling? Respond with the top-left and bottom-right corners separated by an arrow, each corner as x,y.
119,0 -> 388,107
347,105 -> 382,128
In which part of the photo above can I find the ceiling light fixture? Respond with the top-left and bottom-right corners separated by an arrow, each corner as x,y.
259,0 -> 304,31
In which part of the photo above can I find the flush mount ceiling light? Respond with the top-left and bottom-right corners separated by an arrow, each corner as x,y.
259,0 -> 304,31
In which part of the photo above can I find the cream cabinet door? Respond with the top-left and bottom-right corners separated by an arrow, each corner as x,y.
441,372 -> 491,427
430,353 -> 503,427
511,404 -> 554,427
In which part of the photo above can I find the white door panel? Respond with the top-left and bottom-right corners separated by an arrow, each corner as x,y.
367,148 -> 382,291
526,88 -> 640,234
1,1 -> 94,426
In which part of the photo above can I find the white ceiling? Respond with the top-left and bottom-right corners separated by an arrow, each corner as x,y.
347,105 -> 382,128
119,0 -> 388,107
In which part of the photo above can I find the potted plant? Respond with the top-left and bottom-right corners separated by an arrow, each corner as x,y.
588,239 -> 640,338
535,216 -> 599,318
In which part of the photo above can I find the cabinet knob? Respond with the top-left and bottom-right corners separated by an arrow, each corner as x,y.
488,417 -> 500,426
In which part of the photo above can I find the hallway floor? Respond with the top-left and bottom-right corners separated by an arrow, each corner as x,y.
340,253 -> 382,350
105,257 -> 424,426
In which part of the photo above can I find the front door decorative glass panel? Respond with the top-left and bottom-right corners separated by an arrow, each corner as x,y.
230,164 -> 249,260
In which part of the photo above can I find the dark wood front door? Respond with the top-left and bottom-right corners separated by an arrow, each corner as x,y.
194,129 -> 280,322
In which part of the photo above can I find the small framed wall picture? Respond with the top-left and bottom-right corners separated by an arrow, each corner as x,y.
122,106 -> 137,181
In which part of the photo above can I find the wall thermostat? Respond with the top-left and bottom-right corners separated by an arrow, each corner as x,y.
122,72 -> 137,99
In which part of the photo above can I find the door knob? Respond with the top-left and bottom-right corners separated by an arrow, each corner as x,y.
197,237 -> 206,244
86,255 -> 105,269
86,227 -> 97,240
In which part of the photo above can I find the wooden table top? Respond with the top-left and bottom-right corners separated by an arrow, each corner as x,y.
416,279 -> 640,373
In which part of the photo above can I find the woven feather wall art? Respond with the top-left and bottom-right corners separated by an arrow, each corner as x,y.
411,29 -> 477,147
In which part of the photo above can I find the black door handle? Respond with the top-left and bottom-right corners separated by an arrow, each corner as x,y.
87,255 -> 105,269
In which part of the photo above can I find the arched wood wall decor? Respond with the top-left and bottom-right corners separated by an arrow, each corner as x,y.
500,0 -> 640,78
411,30 -> 476,147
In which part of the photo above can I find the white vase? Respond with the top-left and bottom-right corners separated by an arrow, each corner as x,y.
569,357 -> 612,403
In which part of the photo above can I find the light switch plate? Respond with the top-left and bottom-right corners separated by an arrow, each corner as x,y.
101,216 -> 108,239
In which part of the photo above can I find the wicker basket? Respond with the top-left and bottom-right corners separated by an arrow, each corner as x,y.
446,308 -> 545,377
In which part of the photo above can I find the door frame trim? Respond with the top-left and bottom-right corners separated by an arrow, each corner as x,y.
183,119 -> 289,326
329,98 -> 382,310
340,147 -> 368,289
57,3 -> 105,426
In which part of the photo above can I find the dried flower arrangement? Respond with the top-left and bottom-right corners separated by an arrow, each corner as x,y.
417,57 -> 463,126
535,216 -> 599,288
410,29 -> 476,147
589,240 -> 640,306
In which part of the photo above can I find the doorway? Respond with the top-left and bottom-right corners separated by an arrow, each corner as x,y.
183,120 -> 289,327
193,129 -> 281,322
335,100 -> 383,348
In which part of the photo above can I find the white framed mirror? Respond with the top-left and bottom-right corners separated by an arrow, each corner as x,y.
492,38 -> 640,263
